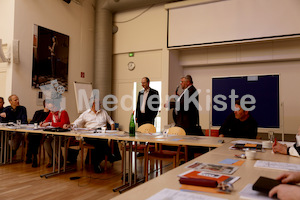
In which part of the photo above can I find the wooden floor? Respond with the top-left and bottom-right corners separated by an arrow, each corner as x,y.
0,152 -> 173,200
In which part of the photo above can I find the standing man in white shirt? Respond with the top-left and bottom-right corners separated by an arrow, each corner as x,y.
64,98 -> 119,173
135,77 -> 160,127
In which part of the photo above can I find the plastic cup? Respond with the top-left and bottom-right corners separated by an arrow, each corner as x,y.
245,150 -> 256,160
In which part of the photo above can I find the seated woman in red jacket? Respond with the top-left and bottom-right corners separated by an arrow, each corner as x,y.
40,98 -> 70,168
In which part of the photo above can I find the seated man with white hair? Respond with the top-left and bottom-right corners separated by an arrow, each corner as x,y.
0,94 -> 27,157
64,98 -> 119,173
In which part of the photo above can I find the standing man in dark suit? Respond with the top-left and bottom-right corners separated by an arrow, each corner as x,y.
173,75 -> 201,134
170,75 -> 205,160
136,77 -> 160,127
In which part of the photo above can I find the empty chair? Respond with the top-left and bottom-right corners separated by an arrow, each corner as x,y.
144,126 -> 187,181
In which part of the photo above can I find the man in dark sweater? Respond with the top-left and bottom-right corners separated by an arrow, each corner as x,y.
0,97 -> 4,122
0,95 -> 28,157
219,99 -> 257,139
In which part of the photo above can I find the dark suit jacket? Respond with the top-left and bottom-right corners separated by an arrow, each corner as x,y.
171,85 -> 200,133
136,88 -> 160,126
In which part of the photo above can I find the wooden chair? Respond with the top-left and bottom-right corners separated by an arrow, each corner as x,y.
79,139 -> 114,171
137,123 -> 156,134
204,129 -> 219,137
144,126 -> 188,181
122,123 -> 156,174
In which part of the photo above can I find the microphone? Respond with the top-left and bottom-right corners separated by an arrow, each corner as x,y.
175,85 -> 180,95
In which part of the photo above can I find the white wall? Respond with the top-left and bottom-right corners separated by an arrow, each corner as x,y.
112,4 -> 169,131
178,38 -> 300,134
168,0 -> 300,47
0,0 -> 15,101
11,0 -> 95,121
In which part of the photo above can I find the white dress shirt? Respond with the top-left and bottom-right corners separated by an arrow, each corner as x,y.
73,109 -> 114,129
140,88 -> 150,113
177,85 -> 192,102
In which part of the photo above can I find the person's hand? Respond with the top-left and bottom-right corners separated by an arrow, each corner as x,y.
63,124 -> 70,129
276,171 -> 300,184
272,142 -> 288,155
269,184 -> 300,200
0,112 -> 6,118
40,121 -> 50,127
219,134 -> 224,137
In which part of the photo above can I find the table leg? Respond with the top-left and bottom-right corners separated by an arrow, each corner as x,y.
113,141 -> 129,192
40,135 -> 74,178
3,131 -> 7,164
118,141 -> 144,194
0,131 -> 3,164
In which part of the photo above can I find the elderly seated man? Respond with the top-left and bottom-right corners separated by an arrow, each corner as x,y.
64,98 -> 119,173
0,94 -> 27,157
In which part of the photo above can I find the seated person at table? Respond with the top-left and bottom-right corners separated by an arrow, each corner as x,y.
0,97 -> 4,122
0,94 -> 27,157
269,171 -> 300,199
272,127 -> 300,157
219,99 -> 257,139
26,100 -> 50,167
64,98 -> 119,173
40,98 -> 70,168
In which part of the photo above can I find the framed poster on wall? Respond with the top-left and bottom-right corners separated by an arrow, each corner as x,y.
32,25 -> 69,90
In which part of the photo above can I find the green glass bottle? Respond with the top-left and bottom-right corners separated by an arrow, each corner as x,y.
129,111 -> 135,137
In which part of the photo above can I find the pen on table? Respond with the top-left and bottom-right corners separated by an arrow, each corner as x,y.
274,137 -> 277,145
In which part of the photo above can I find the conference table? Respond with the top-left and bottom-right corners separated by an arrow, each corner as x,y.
0,125 -> 80,178
112,139 -> 300,200
0,124 -> 233,189
3,125 -> 296,199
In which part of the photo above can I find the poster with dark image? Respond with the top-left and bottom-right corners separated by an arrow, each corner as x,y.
32,24 -> 69,90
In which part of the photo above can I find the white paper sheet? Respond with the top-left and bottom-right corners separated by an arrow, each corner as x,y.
254,160 -> 300,171
239,184 -> 276,200
146,188 -> 228,200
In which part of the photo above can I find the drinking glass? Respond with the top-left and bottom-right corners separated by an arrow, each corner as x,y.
16,120 -> 21,127
268,131 -> 274,143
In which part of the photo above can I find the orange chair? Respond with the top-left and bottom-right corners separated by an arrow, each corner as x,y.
205,129 -> 219,137
121,124 -> 156,174
144,127 -> 187,181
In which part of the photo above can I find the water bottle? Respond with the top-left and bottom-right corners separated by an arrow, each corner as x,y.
129,111 -> 135,137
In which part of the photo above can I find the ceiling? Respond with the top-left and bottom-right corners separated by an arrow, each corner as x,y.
98,0 -> 183,12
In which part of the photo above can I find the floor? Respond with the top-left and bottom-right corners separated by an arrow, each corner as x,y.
0,149 -> 173,200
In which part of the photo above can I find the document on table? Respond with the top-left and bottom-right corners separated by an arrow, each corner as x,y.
239,184 -> 276,200
146,188 -> 228,200
231,140 -> 261,145
186,161 -> 239,175
254,160 -> 300,171
178,169 -> 240,185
